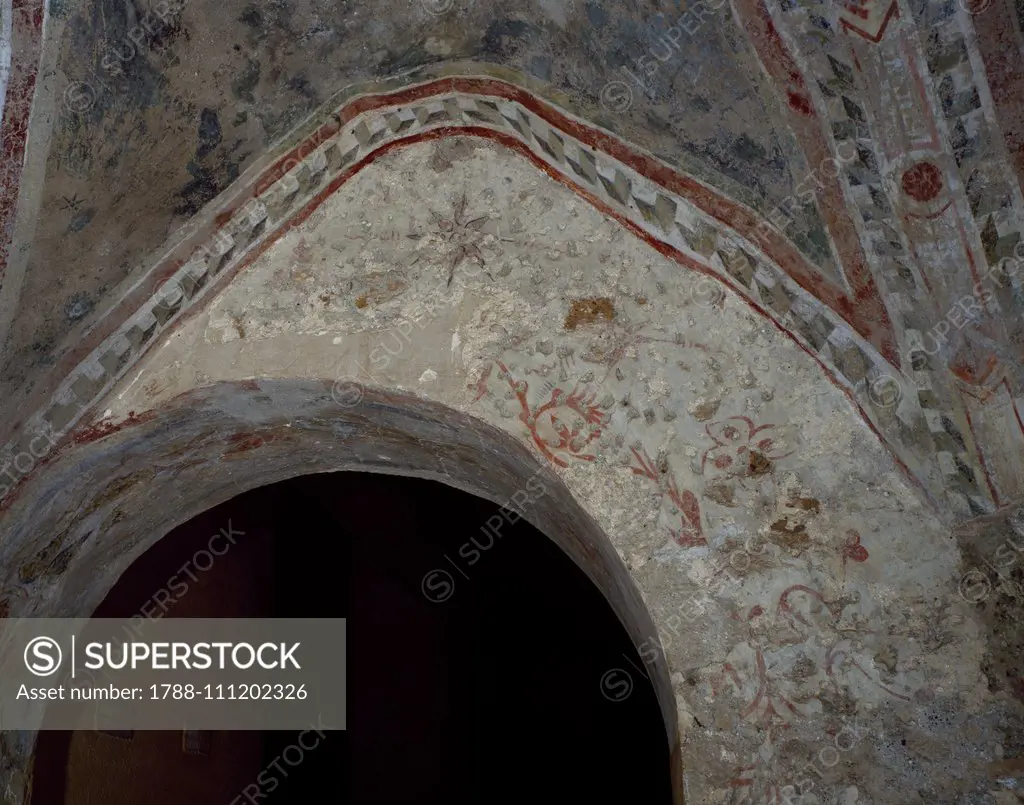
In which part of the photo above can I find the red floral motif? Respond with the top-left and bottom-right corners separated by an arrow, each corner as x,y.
900,161 -> 944,203
711,643 -> 803,742
842,529 -> 869,564
498,361 -> 609,468
630,447 -> 705,548
729,604 -> 765,623
777,585 -> 910,703
715,584 -> 909,739
467,363 -> 493,403
716,576 -> 913,795
700,416 -> 792,476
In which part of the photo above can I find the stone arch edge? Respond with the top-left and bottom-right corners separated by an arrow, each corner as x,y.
0,379 -> 684,804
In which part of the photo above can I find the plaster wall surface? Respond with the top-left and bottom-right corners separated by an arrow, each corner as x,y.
0,0 -> 810,399
82,137 -> 1024,803
1,0 -> 1024,801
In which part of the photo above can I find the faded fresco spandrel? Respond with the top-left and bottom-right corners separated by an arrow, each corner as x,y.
85,139 -> 1003,804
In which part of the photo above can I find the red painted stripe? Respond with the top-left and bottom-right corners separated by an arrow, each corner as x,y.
1005,378 -> 1024,441
839,1 -> 900,43
962,390 -> 1003,507
3,79 -> 899,460
27,125 -> 929,517
733,0 -> 898,365
253,74 -> 899,363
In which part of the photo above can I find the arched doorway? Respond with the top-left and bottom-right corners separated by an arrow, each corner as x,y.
29,470 -> 672,804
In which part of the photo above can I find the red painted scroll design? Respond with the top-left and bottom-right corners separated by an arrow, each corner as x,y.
629,446 -> 706,549
700,416 -> 793,477
496,361 -> 610,468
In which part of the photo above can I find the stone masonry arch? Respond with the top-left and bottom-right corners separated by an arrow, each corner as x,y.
0,135 -> 1007,804
0,378 -> 682,804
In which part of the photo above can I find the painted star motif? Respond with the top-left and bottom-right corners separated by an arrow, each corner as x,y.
59,193 -> 84,212
408,192 -> 505,286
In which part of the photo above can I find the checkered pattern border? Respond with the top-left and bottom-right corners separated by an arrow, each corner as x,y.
0,81 -> 973,514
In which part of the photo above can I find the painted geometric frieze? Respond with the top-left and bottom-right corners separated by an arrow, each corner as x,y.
745,0 -> 1024,512
0,75 -> 1005,521
904,0 -> 1024,395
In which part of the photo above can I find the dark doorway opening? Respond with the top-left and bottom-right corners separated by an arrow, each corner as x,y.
31,471 -> 672,804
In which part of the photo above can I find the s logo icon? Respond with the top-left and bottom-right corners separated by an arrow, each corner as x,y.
24,637 -> 63,677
